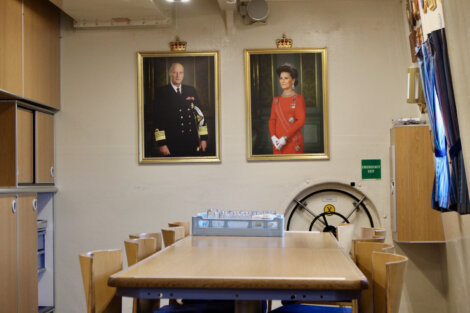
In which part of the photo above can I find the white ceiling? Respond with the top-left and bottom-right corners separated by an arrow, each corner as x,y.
49,0 -> 287,29
49,0 -> 175,28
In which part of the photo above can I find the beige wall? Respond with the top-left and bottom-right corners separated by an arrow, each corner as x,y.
55,0 -> 444,312
395,243 -> 447,313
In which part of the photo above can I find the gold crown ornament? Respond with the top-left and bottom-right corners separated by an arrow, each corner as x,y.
169,36 -> 187,51
276,34 -> 292,49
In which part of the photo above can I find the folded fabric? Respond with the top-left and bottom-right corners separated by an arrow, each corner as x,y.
270,304 -> 352,313
156,301 -> 235,313
156,300 -> 268,313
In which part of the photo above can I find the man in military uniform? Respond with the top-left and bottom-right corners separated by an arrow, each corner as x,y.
154,63 -> 208,157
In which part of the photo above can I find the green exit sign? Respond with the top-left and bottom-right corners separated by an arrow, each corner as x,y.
362,159 -> 381,180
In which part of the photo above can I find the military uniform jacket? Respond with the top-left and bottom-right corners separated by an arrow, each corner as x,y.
154,84 -> 208,156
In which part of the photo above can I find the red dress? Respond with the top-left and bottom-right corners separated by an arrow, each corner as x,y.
268,94 -> 306,154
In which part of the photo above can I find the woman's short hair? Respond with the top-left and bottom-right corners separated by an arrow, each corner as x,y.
276,63 -> 298,86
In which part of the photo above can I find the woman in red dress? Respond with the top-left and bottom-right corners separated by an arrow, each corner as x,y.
268,63 -> 306,154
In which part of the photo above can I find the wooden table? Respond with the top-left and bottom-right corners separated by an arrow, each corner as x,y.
109,231 -> 367,313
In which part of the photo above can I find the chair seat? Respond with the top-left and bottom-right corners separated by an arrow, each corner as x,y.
270,304 -> 352,313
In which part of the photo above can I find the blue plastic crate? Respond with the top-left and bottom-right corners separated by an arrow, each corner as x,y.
37,230 -> 46,251
38,306 -> 54,313
37,250 -> 45,273
192,213 -> 284,237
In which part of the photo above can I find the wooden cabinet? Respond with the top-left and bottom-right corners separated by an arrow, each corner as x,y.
17,107 -> 34,183
18,194 -> 38,313
0,0 -> 60,110
24,0 -> 60,109
0,0 -> 22,96
36,112 -> 55,183
0,102 -> 17,186
0,101 -> 54,186
391,125 -> 445,242
0,195 -> 18,313
0,194 -> 38,313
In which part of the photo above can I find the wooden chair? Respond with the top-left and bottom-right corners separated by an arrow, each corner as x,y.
371,252 -> 408,313
350,236 -> 386,259
161,226 -> 186,305
124,237 -> 158,267
162,226 -> 185,247
168,221 -> 190,237
79,249 -> 122,313
124,237 -> 161,313
129,232 -> 163,252
337,223 -> 355,255
351,238 -> 391,261
353,241 -> 394,313
270,246 -> 405,313
361,227 -> 386,241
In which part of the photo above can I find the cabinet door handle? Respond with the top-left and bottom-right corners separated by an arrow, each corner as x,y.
50,166 -> 55,178
12,200 -> 17,214
33,199 -> 38,212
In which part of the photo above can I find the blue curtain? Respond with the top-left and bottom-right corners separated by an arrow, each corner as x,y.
416,43 -> 451,209
428,29 -> 470,214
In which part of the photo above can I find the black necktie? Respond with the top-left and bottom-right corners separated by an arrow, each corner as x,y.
176,87 -> 181,95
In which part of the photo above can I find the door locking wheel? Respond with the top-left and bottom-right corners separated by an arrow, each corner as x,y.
286,185 -> 376,236
308,211 -> 350,237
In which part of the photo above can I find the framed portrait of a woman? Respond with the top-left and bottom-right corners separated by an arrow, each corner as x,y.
138,51 -> 220,163
245,48 -> 329,161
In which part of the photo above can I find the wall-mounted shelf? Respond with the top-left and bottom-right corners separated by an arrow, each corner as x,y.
390,125 -> 445,242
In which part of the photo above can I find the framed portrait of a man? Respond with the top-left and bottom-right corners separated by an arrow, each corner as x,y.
138,51 -> 220,163
245,48 -> 329,161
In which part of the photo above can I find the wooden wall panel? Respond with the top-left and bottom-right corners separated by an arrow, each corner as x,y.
23,0 -> 60,109
0,0 -> 23,96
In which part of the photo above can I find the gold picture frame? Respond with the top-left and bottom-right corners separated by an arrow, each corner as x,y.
245,48 -> 329,161
138,51 -> 220,163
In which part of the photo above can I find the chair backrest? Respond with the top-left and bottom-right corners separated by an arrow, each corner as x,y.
128,232 -> 163,252
337,223 -> 355,255
168,221 -> 190,237
161,226 -> 185,247
124,237 -> 158,267
124,237 -> 161,313
353,241 -> 394,313
372,252 -> 408,313
361,227 -> 386,240
351,238 -> 389,262
79,249 -> 122,313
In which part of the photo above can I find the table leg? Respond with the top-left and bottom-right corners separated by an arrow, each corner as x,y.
351,299 -> 358,313
235,300 -> 263,313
